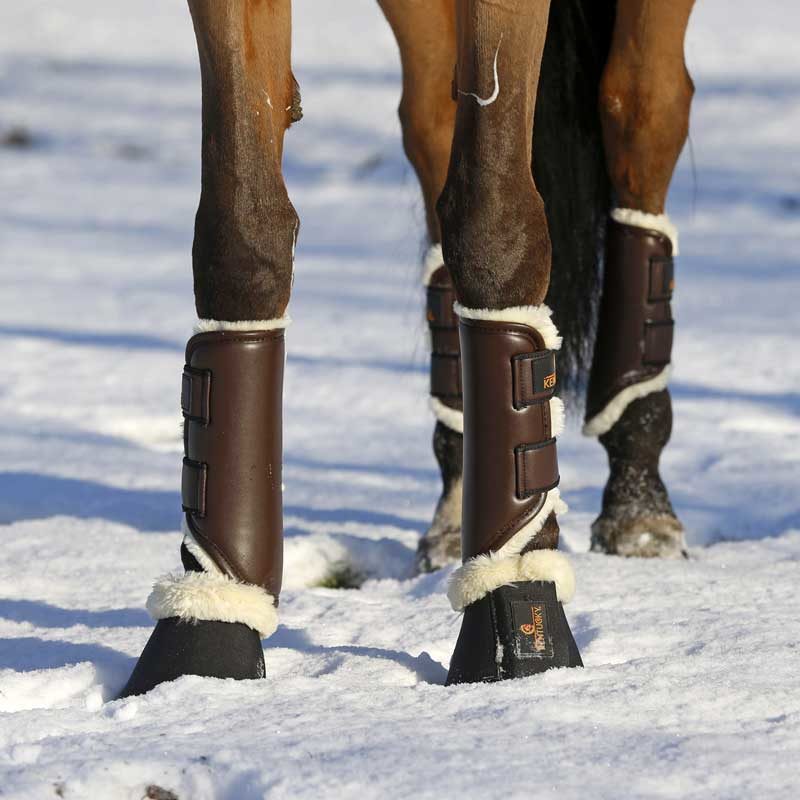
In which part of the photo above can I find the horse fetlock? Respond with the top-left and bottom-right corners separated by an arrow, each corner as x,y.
601,390 -> 674,467
416,476 -> 462,574
432,415 -> 462,486
593,392 -> 685,559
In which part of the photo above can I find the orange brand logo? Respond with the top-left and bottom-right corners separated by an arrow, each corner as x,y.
519,604 -> 547,652
543,373 -> 556,390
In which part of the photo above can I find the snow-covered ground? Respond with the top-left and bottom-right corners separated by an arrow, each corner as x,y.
1,1 -> 799,797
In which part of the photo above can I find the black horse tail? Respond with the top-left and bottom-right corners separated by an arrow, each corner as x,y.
535,0 -> 616,400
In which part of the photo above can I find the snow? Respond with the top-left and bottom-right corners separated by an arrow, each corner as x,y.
1,1 -> 799,797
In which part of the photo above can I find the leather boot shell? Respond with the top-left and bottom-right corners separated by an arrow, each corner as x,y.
459,318 -> 559,559
181,329 -> 284,597
585,219 -> 675,423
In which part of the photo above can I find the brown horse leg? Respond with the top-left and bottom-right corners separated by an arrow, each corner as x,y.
378,0 -> 456,244
122,0 -> 300,696
585,0 -> 695,558
378,1 -> 465,573
440,0 -> 581,684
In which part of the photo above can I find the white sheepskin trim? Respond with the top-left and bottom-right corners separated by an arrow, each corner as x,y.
454,303 -> 562,351
611,208 -> 679,255
147,570 -> 278,638
448,548 -> 576,611
549,396 -> 565,439
583,365 -> 671,438
194,315 -> 291,334
488,488 -> 569,563
429,397 -> 464,433
422,243 -> 445,286
181,521 -> 224,575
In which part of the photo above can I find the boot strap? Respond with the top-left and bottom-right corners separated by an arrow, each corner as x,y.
643,320 -> 674,366
644,254 -> 674,365
515,439 -> 560,498
513,350 -> 557,407
181,367 -> 211,424
512,346 -> 559,504
427,268 -> 462,403
181,367 -> 211,516
181,457 -> 207,516
648,256 -> 674,302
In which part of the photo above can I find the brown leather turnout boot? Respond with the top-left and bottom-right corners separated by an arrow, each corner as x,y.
179,328 -> 285,595
584,210 -> 685,558
121,322 -> 287,697
446,305 -> 582,685
417,245 -> 465,573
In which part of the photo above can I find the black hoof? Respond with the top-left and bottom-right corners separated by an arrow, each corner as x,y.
119,617 -> 265,698
446,581 -> 582,686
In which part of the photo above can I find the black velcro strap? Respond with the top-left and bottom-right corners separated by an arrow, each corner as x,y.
643,320 -> 674,366
181,457 -> 207,517
426,285 -> 458,329
512,350 -> 557,408
515,438 -> 560,499
181,367 -> 211,424
431,353 -> 461,399
648,256 -> 675,302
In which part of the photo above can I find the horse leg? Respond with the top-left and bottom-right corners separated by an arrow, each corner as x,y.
378,0 -> 456,244
377,0 -> 464,573
121,0 -> 300,696
584,0 -> 695,558
440,0 -> 581,684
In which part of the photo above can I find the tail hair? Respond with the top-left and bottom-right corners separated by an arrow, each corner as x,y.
534,0 -> 616,400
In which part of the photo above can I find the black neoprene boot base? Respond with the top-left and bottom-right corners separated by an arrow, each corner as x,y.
446,581 -> 582,686
119,617 -> 265,698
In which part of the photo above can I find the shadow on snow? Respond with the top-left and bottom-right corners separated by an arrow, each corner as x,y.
268,625 -> 447,685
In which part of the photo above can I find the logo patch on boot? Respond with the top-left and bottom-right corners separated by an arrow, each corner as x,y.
511,601 -> 554,659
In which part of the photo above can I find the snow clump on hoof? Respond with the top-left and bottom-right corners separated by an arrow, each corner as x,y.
591,512 -> 687,558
